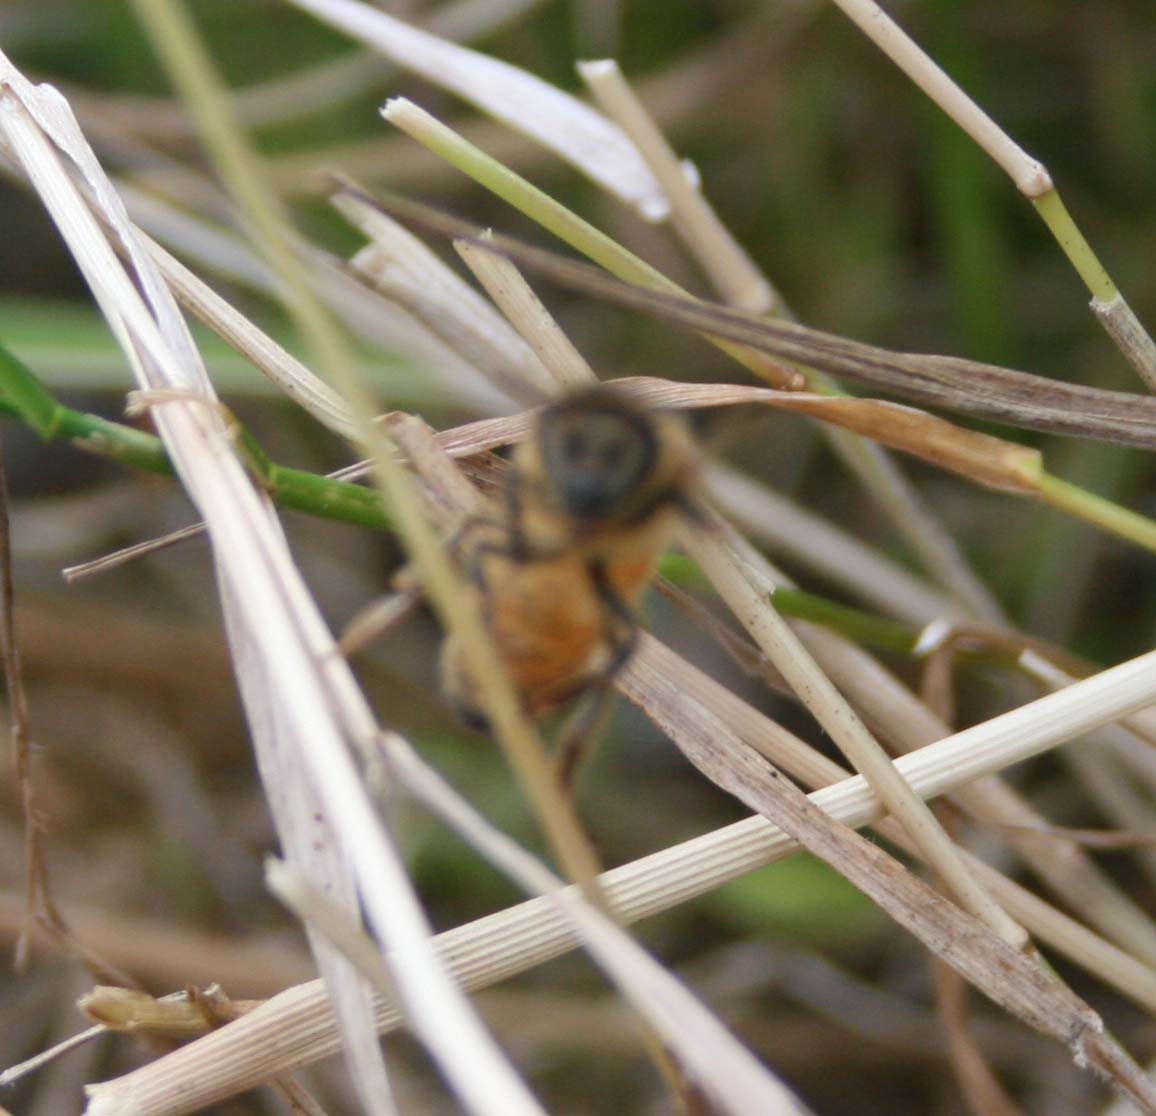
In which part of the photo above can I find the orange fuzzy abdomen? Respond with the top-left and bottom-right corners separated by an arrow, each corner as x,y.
483,553 -> 607,712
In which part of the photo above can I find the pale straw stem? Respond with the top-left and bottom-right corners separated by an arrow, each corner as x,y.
86,641 -> 1156,1116
685,523 -> 1026,948
829,0 -> 1050,197
1091,294 -> 1156,393
577,58 -> 776,314
832,0 -> 1156,391
454,236 -> 595,390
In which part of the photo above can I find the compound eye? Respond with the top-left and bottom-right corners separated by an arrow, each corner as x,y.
562,427 -> 587,464
600,440 -> 625,470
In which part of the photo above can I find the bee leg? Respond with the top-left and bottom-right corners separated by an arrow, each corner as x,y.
338,583 -> 424,657
590,559 -> 642,681
553,684 -> 616,789
500,465 -> 531,560
451,513 -> 522,595
552,623 -> 635,786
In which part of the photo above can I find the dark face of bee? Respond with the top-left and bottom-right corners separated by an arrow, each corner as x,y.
536,401 -> 657,522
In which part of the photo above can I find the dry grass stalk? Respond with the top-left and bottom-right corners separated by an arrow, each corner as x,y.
599,376 -> 1043,494
577,57 -> 776,314
62,522 -> 208,582
376,210 -> 1156,450
337,189 -> 554,402
800,625 -> 1156,969
0,1025 -> 106,1091
454,234 -> 595,391
0,41 -> 544,1116
833,0 -> 1051,197
83,624 -> 1156,1114
287,0 -> 668,217
828,0 -> 1156,390
118,1 -> 535,1107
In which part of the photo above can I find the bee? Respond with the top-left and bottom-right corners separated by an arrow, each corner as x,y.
440,385 -> 699,744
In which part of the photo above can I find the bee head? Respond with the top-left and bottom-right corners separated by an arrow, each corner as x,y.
525,387 -> 694,527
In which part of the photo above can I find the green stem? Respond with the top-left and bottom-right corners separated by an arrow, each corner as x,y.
1,343 -> 1118,687
56,408 -> 177,477
383,102 -> 800,387
656,556 -> 1051,673
766,587 -> 1066,677
657,555 -> 918,655
1031,189 -> 1117,303
269,465 -> 388,529
0,340 -> 68,438
0,341 -> 392,532
1037,471 -> 1156,554
770,586 -> 919,655
385,102 -> 670,291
